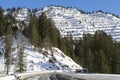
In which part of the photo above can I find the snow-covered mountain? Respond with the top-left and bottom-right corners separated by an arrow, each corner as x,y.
8,6 -> 120,41
42,6 -> 120,41
15,8 -> 30,21
1,5 -> 120,73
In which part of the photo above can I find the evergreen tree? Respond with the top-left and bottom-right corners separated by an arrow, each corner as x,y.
58,37 -> 67,54
99,50 -> 110,73
93,51 -> 99,72
0,7 -> 5,36
42,36 -> 52,50
16,37 -> 26,72
47,18 -> 59,47
111,44 -> 120,74
11,7 -> 16,12
4,24 -> 13,74
82,34 -> 93,68
29,14 -> 40,47
75,43 -> 85,67
87,48 -> 94,72
4,35 -> 12,74
38,12 -> 48,40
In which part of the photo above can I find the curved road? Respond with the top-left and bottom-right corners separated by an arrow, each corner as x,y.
25,73 -> 83,80
25,74 -> 59,80
1,71 -> 119,80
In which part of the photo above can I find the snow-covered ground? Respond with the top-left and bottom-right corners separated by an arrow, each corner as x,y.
0,34 -> 82,75
1,6 -> 120,79
0,70 -> 54,80
0,76 -> 15,80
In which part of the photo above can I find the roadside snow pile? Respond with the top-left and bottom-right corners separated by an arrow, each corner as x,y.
0,76 -> 15,80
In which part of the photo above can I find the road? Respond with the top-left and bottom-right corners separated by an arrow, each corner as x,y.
24,73 -> 84,80
1,70 -> 120,80
24,74 -> 57,80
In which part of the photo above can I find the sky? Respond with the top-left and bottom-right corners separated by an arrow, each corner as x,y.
0,0 -> 120,16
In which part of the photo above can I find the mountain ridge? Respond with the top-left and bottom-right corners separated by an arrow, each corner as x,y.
43,6 -> 120,41
6,6 -> 120,41
1,6 -> 120,74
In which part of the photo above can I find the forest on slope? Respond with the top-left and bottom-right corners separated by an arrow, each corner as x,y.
0,7 -> 120,74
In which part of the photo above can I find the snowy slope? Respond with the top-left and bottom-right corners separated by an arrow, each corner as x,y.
5,6 -> 120,41
1,5 -> 120,73
0,34 -> 82,74
15,8 -> 29,21
41,6 -> 120,41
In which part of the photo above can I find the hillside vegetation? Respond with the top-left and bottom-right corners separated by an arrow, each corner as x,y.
0,6 -> 120,74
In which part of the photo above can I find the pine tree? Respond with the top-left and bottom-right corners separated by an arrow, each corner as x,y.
111,44 -> 120,74
58,37 -> 67,54
87,48 -> 94,72
82,34 -> 93,68
4,35 -> 12,74
38,12 -> 48,40
4,24 -> 13,74
16,37 -> 26,73
99,50 -> 110,73
75,43 -> 85,67
42,36 -> 52,50
47,18 -> 59,47
0,7 -> 5,36
93,51 -> 99,72
29,14 -> 40,47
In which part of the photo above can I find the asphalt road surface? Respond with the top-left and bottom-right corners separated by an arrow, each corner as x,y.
25,74 -> 59,80
25,74 -> 84,80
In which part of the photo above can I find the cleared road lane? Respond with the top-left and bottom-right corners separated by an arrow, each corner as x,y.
25,74 -> 60,80
25,73 -> 84,80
